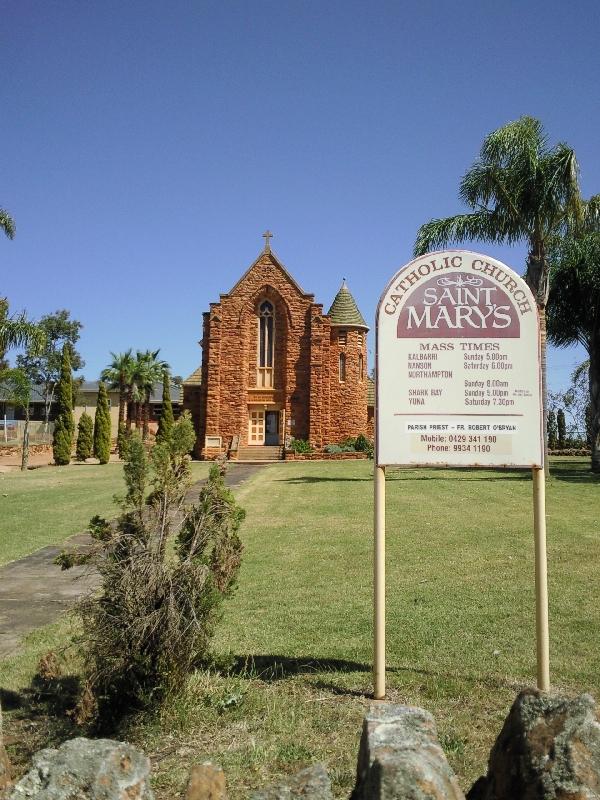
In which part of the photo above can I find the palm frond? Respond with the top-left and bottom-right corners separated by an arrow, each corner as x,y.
0,208 -> 16,240
0,315 -> 45,353
414,210 -> 503,256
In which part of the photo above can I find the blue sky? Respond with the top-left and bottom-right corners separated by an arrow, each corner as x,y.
2,0 -> 598,390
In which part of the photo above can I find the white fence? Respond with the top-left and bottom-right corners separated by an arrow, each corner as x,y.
0,419 -> 54,445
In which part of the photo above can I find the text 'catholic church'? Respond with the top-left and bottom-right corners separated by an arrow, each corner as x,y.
185,234 -> 374,460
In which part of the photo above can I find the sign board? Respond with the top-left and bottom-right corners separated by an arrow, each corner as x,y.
376,250 -> 543,468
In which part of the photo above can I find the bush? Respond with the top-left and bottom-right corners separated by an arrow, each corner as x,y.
289,438 -> 312,454
75,412 -> 93,461
324,444 -> 342,454
52,344 -> 74,465
355,433 -> 369,452
340,436 -> 356,450
93,383 -> 111,464
57,413 -> 244,726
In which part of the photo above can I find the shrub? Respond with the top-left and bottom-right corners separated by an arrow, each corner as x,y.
340,436 -> 357,450
93,382 -> 111,464
547,410 -> 558,450
355,433 -> 369,452
289,438 -> 312,454
52,344 -> 74,465
57,413 -> 244,726
156,371 -> 174,444
324,444 -> 342,454
75,412 -> 93,461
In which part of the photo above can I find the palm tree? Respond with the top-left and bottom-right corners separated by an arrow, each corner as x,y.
101,350 -> 135,435
547,195 -> 600,471
132,350 -> 169,439
0,208 -> 15,240
414,117 -> 581,473
0,311 -> 45,357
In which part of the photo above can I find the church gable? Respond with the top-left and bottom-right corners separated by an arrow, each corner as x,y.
223,249 -> 314,305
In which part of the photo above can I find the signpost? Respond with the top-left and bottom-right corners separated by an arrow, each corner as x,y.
374,250 -> 547,699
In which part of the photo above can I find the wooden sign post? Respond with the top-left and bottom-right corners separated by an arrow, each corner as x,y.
374,250 -> 547,699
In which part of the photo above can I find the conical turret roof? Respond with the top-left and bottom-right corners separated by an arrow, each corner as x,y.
327,280 -> 369,330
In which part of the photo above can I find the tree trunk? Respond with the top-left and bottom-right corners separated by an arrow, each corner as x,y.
526,251 -> 550,478
118,382 -> 126,429
590,320 -> 600,473
135,401 -> 142,430
143,393 -> 150,440
21,413 -> 29,471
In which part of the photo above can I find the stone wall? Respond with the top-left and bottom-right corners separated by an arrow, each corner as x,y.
8,690 -> 600,800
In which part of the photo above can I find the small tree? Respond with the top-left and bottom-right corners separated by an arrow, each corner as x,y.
57,413 -> 244,725
0,368 -> 32,471
547,410 -> 558,451
16,310 -> 84,431
76,412 -> 94,461
93,383 -> 111,464
52,344 -> 75,465
156,371 -> 174,443
557,408 -> 567,449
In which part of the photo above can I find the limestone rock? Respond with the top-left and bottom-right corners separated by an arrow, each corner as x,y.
251,763 -> 332,800
186,762 -> 227,800
467,688 -> 600,800
353,704 -> 465,800
9,737 -> 153,800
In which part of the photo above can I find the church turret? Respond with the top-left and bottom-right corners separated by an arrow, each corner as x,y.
326,280 -> 369,443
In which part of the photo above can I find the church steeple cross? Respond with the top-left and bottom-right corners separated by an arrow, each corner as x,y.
262,230 -> 273,252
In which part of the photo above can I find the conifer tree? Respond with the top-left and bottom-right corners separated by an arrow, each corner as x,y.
93,382 -> 111,464
547,409 -> 558,451
76,412 -> 94,461
156,371 -> 174,443
557,408 -> 567,449
52,344 -> 74,465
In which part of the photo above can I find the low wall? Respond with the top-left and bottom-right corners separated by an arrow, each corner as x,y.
285,451 -> 369,461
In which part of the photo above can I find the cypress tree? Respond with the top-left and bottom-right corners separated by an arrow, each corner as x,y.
547,410 -> 558,451
52,344 -> 75,465
93,382 -> 112,464
557,408 -> 567,449
76,412 -> 94,461
156,372 -> 174,443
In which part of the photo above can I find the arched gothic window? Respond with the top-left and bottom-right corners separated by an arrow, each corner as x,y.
339,352 -> 346,382
257,300 -> 274,388
259,301 -> 274,367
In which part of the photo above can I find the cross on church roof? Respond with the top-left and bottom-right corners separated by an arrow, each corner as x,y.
262,230 -> 273,252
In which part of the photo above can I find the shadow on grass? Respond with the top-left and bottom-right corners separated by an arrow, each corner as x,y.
276,471 -> 531,484
221,654 -> 371,681
550,463 -> 600,484
219,654 -> 531,698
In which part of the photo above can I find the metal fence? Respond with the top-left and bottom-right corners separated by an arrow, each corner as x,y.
0,419 -> 54,445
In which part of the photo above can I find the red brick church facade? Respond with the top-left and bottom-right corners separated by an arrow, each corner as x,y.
189,238 -> 371,460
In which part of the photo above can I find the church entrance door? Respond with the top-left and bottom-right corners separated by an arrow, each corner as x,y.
265,410 -> 279,445
248,410 -> 265,445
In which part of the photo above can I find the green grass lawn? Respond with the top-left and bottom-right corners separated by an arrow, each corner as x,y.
1,458 -> 599,798
0,461 -> 210,565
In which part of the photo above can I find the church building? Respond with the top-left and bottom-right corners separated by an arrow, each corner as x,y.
188,233 -> 372,460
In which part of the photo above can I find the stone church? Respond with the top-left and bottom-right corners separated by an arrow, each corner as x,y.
185,234 -> 373,460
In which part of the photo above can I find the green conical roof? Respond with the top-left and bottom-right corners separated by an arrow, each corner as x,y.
327,280 -> 369,329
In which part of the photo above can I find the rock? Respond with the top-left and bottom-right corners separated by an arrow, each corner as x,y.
186,762 -> 227,800
251,763 -> 332,800
467,688 -> 600,800
9,737 -> 153,800
353,704 -> 465,800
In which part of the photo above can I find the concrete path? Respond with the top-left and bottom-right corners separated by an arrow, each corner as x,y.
0,463 -> 263,659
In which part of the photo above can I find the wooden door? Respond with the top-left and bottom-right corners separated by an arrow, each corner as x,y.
248,410 -> 265,445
